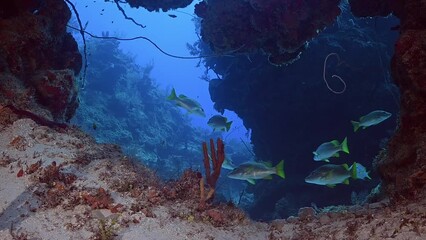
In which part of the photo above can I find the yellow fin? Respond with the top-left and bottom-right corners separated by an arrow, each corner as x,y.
275,160 -> 285,179
343,178 -> 350,185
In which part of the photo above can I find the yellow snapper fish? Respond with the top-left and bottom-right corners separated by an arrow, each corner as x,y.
313,137 -> 349,162
227,160 -> 285,184
167,88 -> 205,117
305,162 -> 368,188
207,115 -> 233,132
351,110 -> 392,132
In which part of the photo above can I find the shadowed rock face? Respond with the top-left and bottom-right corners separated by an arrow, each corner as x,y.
348,0 -> 398,17
350,0 -> 426,200
0,0 -> 81,122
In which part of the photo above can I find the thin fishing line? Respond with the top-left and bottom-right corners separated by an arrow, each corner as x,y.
323,53 -> 347,94
66,25 -> 243,60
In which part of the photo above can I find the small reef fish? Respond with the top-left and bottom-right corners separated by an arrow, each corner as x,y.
354,162 -> 371,180
313,137 -> 349,162
168,14 -> 177,18
351,110 -> 392,132
167,88 -> 206,117
227,160 -> 285,184
207,115 -> 233,132
305,162 -> 360,187
222,157 -> 236,170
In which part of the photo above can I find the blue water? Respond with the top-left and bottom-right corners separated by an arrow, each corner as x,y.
71,1 -> 249,141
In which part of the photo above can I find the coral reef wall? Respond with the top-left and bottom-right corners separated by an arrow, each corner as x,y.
349,0 -> 426,200
0,0 -> 81,122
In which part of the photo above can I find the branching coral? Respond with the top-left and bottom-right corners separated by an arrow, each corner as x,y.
199,138 -> 225,210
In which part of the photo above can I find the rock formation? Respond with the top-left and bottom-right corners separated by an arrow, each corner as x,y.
349,0 -> 426,200
0,0 -> 81,122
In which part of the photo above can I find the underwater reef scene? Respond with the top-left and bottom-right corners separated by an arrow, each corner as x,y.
203,6 -> 402,220
71,37 -> 204,180
1,0 -> 426,239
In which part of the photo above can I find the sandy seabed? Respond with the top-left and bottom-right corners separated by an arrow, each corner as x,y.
0,115 -> 425,240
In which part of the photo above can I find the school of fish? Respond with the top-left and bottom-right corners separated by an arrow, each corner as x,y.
167,88 -> 391,187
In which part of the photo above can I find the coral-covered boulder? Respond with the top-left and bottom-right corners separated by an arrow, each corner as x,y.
0,0 -> 81,122
195,0 -> 341,65
125,0 -> 194,12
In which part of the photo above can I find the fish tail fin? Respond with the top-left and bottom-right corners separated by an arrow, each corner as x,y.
167,88 -> 178,100
226,121 -> 233,132
341,137 -> 349,154
366,171 -> 372,180
350,162 -> 358,179
275,160 -> 285,179
351,121 -> 360,132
